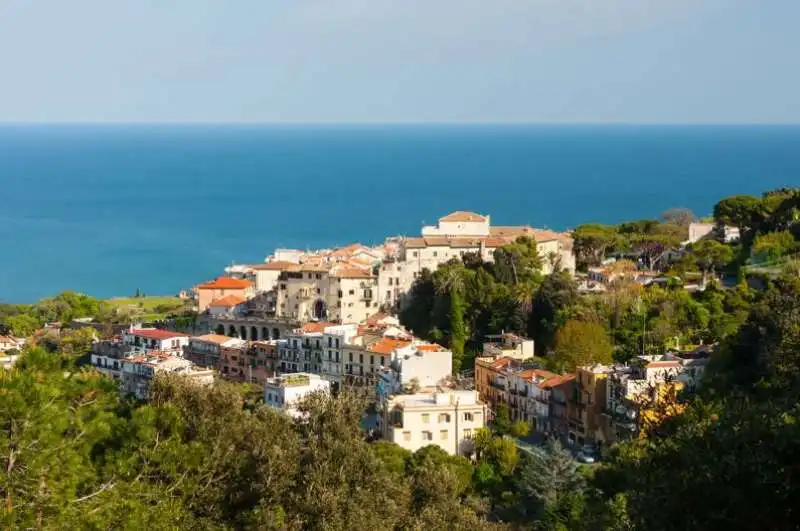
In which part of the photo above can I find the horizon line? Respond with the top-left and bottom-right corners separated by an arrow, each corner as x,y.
1,121 -> 799,127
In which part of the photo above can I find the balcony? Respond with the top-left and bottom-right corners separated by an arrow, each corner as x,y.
489,380 -> 506,391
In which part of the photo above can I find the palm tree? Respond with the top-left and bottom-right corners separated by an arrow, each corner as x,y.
514,281 -> 537,314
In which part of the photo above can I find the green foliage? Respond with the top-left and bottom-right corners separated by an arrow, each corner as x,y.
752,230 -> 797,263
572,223 -> 622,270
550,320 -> 613,372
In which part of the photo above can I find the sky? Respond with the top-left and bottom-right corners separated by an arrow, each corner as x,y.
1,0 -> 799,124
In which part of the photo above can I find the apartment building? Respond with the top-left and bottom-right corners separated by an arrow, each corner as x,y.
568,365 -> 614,449
184,334 -> 246,368
264,373 -> 330,418
120,351 -> 214,400
380,390 -> 487,456
122,327 -> 189,354
482,333 -> 535,360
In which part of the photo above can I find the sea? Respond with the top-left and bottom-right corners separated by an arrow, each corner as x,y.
1,124 -> 798,303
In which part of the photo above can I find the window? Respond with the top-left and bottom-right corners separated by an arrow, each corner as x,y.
359,354 -> 363,363
348,289 -> 355,295
463,428 -> 473,438
316,288 -> 321,294
433,251 -> 438,257
440,430 -> 448,440
464,412 -> 474,422
386,290 -> 391,300
335,338 -> 339,348
422,414 -> 430,424
403,431 -> 412,442
337,290 -> 343,298
380,356 -> 385,366
438,413 -> 451,423
328,337 -> 332,347
316,273 -> 321,279
422,431 -> 433,441
349,353 -> 353,362
370,355 -> 374,365
412,252 -> 418,258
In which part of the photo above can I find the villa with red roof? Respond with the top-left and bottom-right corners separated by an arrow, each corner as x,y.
122,327 -> 190,354
195,276 -> 254,312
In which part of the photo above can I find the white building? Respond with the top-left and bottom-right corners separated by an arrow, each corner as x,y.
122,328 -> 189,354
264,372 -> 331,418
0,335 -> 25,353
688,222 -> 741,244
207,295 -> 247,317
385,342 -> 452,392
378,211 -> 576,310
482,333 -> 535,360
381,390 -> 487,455
120,352 -> 214,400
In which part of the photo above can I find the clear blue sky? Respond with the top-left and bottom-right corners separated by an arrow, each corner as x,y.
1,0 -> 798,123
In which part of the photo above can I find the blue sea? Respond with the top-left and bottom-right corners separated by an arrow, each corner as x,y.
1,125 -> 798,303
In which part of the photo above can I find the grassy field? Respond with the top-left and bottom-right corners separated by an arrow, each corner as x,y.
104,296 -> 190,322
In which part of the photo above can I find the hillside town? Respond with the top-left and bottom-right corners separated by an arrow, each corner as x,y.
49,210 -> 718,459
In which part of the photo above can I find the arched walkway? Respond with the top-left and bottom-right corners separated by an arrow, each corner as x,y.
215,324 -> 225,335
240,326 -> 247,340
262,327 -> 269,341
228,325 -> 237,337
272,328 -> 280,340
251,326 -> 258,341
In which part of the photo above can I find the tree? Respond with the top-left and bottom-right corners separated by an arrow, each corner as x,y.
572,224 -> 620,269
492,236 -> 542,285
691,239 -> 734,283
713,194 -> 764,233
660,207 -> 696,229
513,439 -> 586,523
550,320 -> 613,372
59,327 -> 97,359
529,271 -> 579,351
435,264 -> 468,360
5,313 -> 39,336
752,230 -> 796,263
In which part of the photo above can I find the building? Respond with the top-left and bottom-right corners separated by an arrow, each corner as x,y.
184,334 -> 246,369
263,373 -> 330,418
482,333 -> 535,360
250,261 -> 296,292
122,328 -> 189,354
207,294 -> 247,316
120,351 -> 214,400
379,211 -> 576,311
196,277 -> 255,312
0,335 -> 24,353
688,222 -> 741,244
380,390 -> 487,456
567,365 -> 614,449
544,374 -> 576,442
383,341 -> 452,392
603,351 -> 712,441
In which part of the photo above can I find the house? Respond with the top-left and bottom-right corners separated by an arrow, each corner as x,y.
263,373 -> 330,418
688,222 -> 741,244
482,333 -> 535,360
122,327 -> 189,354
0,335 -> 24,353
184,334 -> 246,369
380,390 -> 487,456
207,294 -> 247,316
120,351 -> 214,400
544,374 -> 576,442
383,341 -> 452,392
196,277 -> 255,312
249,261 -> 296,293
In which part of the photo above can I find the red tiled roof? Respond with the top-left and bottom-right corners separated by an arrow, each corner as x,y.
416,344 -> 444,352
301,322 -> 334,333
192,334 -> 236,345
490,356 -> 516,370
540,373 -> 577,389
129,329 -> 188,340
331,267 -> 373,279
197,277 -> 252,290
440,211 -> 487,222
209,294 -> 246,308
369,338 -> 411,355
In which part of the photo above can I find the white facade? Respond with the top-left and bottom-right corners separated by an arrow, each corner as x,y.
264,373 -> 331,418
389,343 -> 452,390
122,328 -> 189,354
120,354 -> 214,400
382,390 -> 487,455
0,336 -> 25,353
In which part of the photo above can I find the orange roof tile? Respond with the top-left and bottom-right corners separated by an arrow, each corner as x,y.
440,211 -> 488,222
416,344 -> 443,352
540,373 -> 577,389
331,267 -> 373,279
369,338 -> 411,355
300,322 -> 334,333
490,356 -> 516,370
209,294 -> 246,308
192,334 -> 236,345
197,277 -> 252,290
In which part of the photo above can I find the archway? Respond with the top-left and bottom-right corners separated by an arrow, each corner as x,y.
251,326 -> 258,341
215,324 -> 225,335
262,327 -> 269,340
240,326 -> 247,340
313,299 -> 327,320
228,325 -> 237,337
272,328 -> 280,340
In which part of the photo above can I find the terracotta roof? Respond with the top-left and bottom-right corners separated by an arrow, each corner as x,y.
540,373 -> 577,389
331,267 -> 373,279
251,261 -> 296,271
369,338 -> 411,355
416,343 -> 444,352
489,226 -> 535,237
129,328 -> 188,340
197,277 -> 253,290
300,322 -> 334,333
209,294 -> 246,308
490,356 -> 516,370
363,312 -> 390,327
440,211 -> 488,223
329,243 -> 364,257
192,334 -> 236,345
645,361 -> 681,368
